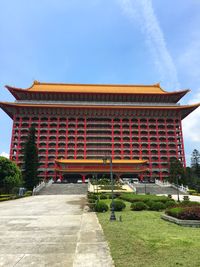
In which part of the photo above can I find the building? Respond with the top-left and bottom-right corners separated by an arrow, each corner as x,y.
0,81 -> 199,183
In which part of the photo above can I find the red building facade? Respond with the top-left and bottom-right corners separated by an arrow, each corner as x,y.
0,81 -> 199,182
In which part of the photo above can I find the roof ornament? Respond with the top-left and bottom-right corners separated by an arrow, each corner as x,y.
154,82 -> 161,87
33,80 -> 40,84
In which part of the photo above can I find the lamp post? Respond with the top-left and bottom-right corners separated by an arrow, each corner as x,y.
176,175 -> 181,202
103,156 -> 116,221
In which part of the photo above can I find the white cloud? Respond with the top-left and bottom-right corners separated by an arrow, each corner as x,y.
0,152 -> 9,158
118,0 -> 179,89
182,89 -> 200,142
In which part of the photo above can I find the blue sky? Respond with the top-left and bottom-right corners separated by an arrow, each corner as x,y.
0,0 -> 200,165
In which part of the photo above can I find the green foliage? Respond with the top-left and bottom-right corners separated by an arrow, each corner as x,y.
120,193 -> 169,203
110,200 -> 126,211
99,193 -> 107,199
148,201 -> 166,211
179,201 -> 200,207
95,201 -> 109,212
168,158 -> 185,184
166,207 -> 184,218
130,202 -> 148,211
23,126 -> 39,190
165,200 -> 176,208
166,206 -> 200,220
0,156 -> 23,193
87,192 -> 98,200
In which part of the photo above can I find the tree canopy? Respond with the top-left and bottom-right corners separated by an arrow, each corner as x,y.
0,156 -> 23,193
23,126 -> 39,190
191,149 -> 200,177
168,158 -> 185,185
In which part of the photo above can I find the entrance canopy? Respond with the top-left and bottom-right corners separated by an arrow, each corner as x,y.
55,159 -> 149,175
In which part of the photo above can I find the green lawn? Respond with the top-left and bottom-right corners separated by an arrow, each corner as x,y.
97,200 -> 200,267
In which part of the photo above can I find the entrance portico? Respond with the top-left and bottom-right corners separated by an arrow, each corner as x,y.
55,159 -> 149,183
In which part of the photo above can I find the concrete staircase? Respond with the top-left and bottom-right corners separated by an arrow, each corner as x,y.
38,183 -> 88,195
134,184 -> 187,195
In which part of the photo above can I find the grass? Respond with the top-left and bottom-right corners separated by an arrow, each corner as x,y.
97,200 -> 200,267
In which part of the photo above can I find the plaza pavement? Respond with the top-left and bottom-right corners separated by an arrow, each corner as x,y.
0,195 -> 114,267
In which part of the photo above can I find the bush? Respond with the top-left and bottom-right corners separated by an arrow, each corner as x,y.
108,194 -> 118,199
166,207 -> 184,218
95,201 -> 109,212
87,193 -> 98,200
165,200 -> 176,208
168,194 -> 172,199
148,201 -> 166,211
166,206 -> 200,220
120,193 -> 169,204
179,201 -> 200,207
130,202 -> 148,211
0,197 -> 12,202
179,206 -> 200,220
110,200 -> 126,211
99,193 -> 107,199
188,189 -> 197,195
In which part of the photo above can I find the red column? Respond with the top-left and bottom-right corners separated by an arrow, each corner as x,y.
84,117 -> 87,159
120,118 -> 124,159
146,118 -> 152,179
111,118 -> 114,159
156,119 -> 162,180
82,174 -> 86,183
178,115 -> 186,167
65,118 -> 68,159
138,118 -> 142,160
129,118 -> 133,159
74,118 -> 78,159
10,115 -> 16,160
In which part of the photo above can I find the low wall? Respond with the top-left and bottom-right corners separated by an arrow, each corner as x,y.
161,214 -> 200,228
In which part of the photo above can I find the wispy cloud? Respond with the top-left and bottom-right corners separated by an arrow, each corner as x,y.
0,152 -> 9,158
118,0 -> 179,89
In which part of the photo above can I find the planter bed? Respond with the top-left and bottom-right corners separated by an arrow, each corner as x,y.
161,214 -> 200,227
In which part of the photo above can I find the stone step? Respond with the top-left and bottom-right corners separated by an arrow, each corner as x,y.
133,184 -> 187,195
38,183 -> 88,195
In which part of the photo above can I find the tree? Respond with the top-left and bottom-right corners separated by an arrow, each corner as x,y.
23,126 -> 39,190
168,158 -> 185,185
191,149 -> 200,177
0,156 -> 23,193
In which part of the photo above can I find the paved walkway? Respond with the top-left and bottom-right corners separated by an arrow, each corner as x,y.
0,195 -> 114,267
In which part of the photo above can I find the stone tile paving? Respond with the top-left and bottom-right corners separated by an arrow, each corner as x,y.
0,194 -> 114,267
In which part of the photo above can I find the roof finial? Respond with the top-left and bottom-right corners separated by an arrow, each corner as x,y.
155,82 -> 161,87
33,80 -> 40,84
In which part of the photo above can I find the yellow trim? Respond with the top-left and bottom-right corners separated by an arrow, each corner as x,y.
25,81 -> 167,94
55,159 -> 147,164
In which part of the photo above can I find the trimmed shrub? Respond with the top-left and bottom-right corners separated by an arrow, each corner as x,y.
94,201 -> 109,212
179,206 -> 200,220
168,194 -> 172,199
166,207 -> 184,218
110,200 -> 126,211
165,200 -> 176,208
0,197 -> 11,202
87,193 -> 98,200
120,193 -> 169,204
166,206 -> 200,220
130,202 -> 148,211
108,194 -> 118,199
179,201 -> 200,207
148,201 -> 166,211
99,193 -> 107,200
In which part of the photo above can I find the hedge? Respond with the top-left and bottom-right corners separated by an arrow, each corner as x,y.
119,193 -> 170,204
